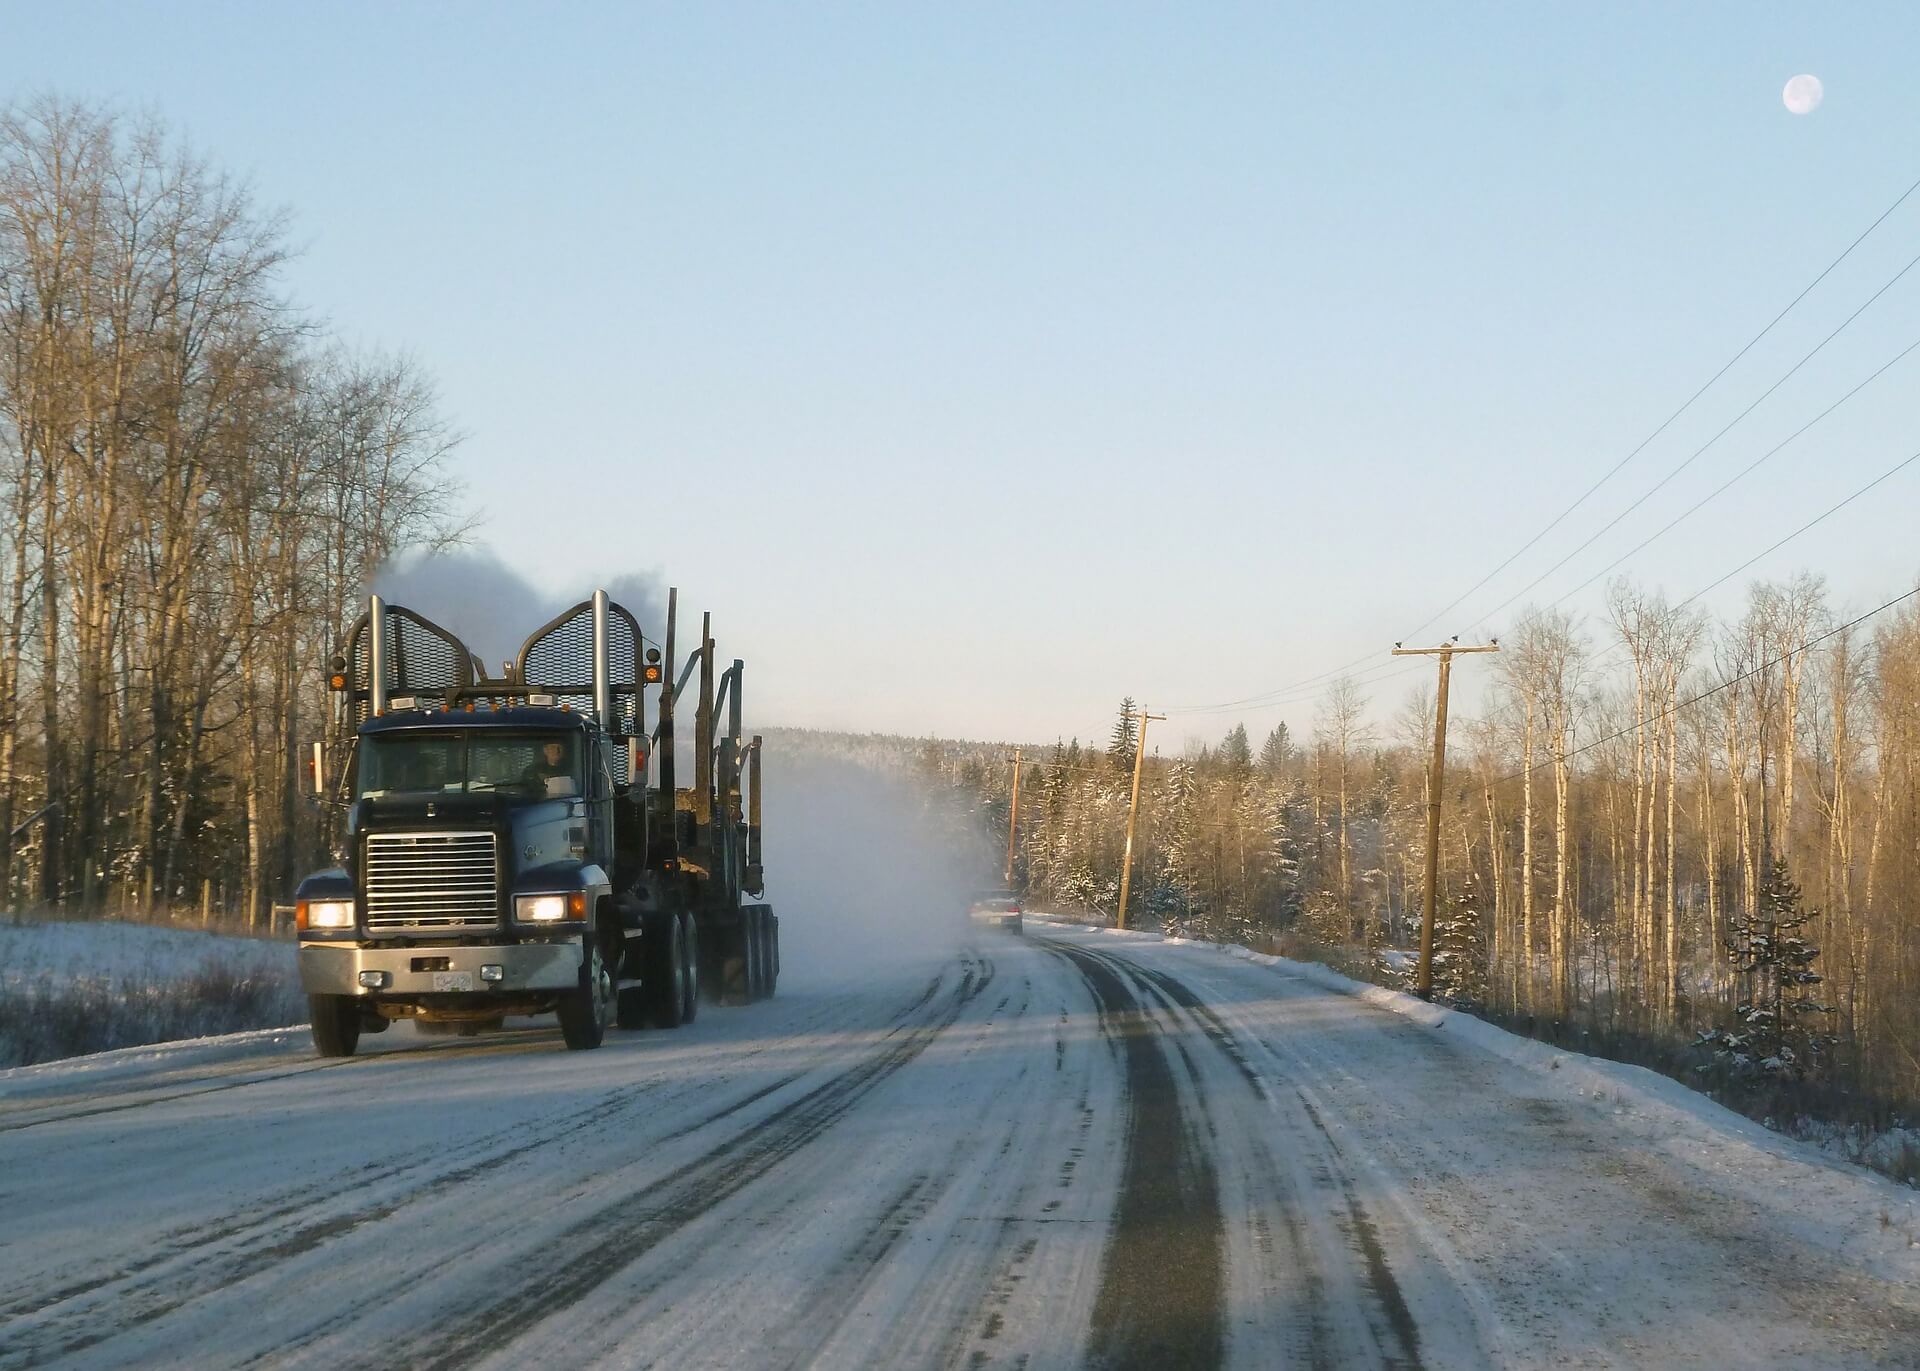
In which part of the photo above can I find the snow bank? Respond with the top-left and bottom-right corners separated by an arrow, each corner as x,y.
0,917 -> 304,1069
0,917 -> 293,982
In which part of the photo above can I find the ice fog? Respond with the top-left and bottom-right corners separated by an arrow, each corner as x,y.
758,747 -> 998,988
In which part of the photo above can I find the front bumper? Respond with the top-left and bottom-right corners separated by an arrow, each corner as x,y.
298,939 -> 583,997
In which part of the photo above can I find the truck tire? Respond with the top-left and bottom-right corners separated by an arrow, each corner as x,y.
719,920 -> 749,1006
615,930 -> 648,1029
309,994 -> 361,1058
558,940 -> 611,1050
616,985 -> 650,1030
650,914 -> 688,1029
679,914 -> 700,1026
746,909 -> 766,1001
766,913 -> 780,997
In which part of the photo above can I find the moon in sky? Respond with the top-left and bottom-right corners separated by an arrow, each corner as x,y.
1783,74 -> 1824,115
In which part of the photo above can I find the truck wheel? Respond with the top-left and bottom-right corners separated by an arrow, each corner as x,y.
650,914 -> 688,1029
766,913 -> 780,997
309,994 -> 361,1058
558,940 -> 611,1050
679,914 -> 700,1025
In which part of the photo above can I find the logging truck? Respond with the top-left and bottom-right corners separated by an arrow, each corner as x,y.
291,588 -> 776,1056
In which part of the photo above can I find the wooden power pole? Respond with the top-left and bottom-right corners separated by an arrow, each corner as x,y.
1003,749 -> 1023,887
1115,708 -> 1165,931
1391,640 -> 1499,1001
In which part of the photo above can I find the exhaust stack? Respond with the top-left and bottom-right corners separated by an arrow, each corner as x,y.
368,594 -> 389,715
591,588 -> 613,731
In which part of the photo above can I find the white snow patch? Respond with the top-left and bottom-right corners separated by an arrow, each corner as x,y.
0,917 -> 293,983
0,917 -> 304,1070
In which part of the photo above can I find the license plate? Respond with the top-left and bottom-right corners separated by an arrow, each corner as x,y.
432,971 -> 475,992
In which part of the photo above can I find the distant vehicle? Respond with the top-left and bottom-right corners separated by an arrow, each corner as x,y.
968,891 -> 1024,935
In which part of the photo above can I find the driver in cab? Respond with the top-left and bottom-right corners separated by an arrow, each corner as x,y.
526,739 -> 576,797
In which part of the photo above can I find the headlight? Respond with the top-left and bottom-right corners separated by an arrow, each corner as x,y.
516,892 -> 586,922
298,899 -> 355,931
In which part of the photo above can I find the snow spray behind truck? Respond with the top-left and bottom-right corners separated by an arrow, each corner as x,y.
292,588 -> 777,1056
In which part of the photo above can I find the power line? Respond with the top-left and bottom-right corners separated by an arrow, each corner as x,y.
1166,657 -> 1430,719
1538,337 -> 1920,611
1167,171 -> 1920,721
1169,386 -> 1904,730
1471,249 -> 1920,628
1185,173 -> 1920,717
1474,441 -> 1920,700
1402,170 -> 1920,643
1664,446 -> 1920,614
1025,760 -> 1158,779
1491,583 -> 1920,788
1162,647 -> 1382,713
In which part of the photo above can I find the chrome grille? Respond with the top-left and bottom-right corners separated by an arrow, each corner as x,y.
363,831 -> 500,930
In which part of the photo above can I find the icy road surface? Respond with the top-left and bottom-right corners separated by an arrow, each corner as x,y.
2,923 -> 1917,1370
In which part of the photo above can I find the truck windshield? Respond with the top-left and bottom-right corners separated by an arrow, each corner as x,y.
356,732 -> 582,800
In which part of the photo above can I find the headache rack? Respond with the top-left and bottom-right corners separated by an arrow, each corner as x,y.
327,585 -> 764,904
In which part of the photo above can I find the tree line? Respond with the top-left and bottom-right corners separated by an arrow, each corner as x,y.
0,97 -> 463,923
919,573 -> 1920,1115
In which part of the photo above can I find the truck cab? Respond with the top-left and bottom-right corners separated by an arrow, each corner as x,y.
296,706 -> 623,1054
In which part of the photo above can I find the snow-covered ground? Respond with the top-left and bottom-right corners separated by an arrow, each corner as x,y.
0,917 -> 303,1068
2,920 -> 1917,1369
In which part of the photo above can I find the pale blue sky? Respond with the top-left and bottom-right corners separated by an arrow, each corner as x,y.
8,3 -> 1920,746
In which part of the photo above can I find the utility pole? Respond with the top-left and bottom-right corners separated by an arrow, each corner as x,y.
1115,708 -> 1165,931
1391,640 -> 1499,1001
1003,749 -> 1023,888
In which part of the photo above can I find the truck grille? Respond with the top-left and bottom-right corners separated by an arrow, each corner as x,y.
363,831 -> 500,930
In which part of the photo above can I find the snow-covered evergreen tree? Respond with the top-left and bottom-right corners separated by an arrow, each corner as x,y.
1107,699 -> 1138,774
1431,877 -> 1489,1008
1258,723 -> 1294,778
1219,724 -> 1252,783
1157,761 -> 1201,933
1701,858 -> 1836,1080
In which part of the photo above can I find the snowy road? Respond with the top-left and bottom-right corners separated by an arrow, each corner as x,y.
2,922 -> 1917,1369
